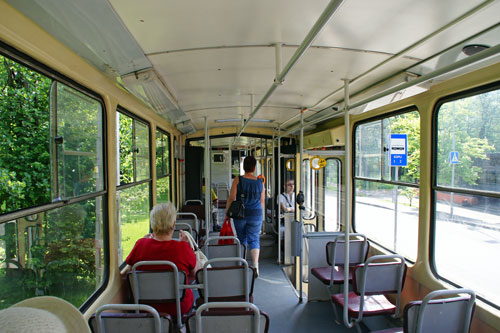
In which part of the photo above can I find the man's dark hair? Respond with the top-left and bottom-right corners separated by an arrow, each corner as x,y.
243,156 -> 257,172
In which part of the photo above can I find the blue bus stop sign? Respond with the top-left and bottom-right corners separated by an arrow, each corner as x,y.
390,134 -> 407,167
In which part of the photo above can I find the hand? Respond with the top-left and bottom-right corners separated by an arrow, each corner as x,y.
179,230 -> 189,243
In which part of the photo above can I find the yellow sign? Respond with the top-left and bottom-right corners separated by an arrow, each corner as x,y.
310,156 -> 327,170
285,158 -> 295,171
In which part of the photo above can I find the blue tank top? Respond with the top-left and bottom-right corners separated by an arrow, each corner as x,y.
237,176 -> 263,216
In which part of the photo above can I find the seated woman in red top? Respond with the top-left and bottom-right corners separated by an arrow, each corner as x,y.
126,202 -> 196,317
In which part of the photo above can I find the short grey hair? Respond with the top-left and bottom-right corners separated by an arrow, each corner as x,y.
150,203 -> 177,235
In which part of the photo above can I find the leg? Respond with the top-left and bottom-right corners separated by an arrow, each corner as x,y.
250,248 -> 260,266
246,216 -> 263,267
233,218 -> 247,247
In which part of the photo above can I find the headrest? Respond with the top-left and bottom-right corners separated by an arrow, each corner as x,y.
0,296 -> 90,332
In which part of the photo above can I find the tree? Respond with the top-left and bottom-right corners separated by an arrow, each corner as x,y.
0,55 -> 51,213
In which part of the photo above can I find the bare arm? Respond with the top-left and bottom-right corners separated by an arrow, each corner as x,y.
260,184 -> 265,208
225,177 -> 239,215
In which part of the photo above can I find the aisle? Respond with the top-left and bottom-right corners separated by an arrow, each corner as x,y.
252,259 -> 352,333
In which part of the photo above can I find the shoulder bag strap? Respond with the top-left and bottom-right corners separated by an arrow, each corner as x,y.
238,176 -> 245,200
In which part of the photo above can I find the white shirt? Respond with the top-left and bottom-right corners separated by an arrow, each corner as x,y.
279,192 -> 295,211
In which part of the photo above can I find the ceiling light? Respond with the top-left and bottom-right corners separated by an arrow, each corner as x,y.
462,44 -> 490,56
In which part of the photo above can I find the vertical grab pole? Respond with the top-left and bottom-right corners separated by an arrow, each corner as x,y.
298,109 -> 304,303
277,125 -> 282,264
271,130 -> 276,233
204,117 -> 211,233
342,79 -> 354,328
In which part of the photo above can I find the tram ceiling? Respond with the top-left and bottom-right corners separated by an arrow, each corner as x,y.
9,0 -> 500,133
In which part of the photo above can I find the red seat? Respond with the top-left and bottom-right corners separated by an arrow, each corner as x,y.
331,254 -> 407,329
310,234 -> 369,289
331,292 -> 396,318
310,266 -> 352,285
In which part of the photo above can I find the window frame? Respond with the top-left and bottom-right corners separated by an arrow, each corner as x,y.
116,107 -> 152,269
0,41 -> 109,312
352,106 -> 420,261
323,157 -> 342,231
156,127 -> 172,203
302,158 -> 316,220
431,81 -> 500,310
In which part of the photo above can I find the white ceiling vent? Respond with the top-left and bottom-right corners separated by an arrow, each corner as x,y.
303,126 -> 345,149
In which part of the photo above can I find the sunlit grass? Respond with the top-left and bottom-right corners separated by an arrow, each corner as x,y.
120,216 -> 150,262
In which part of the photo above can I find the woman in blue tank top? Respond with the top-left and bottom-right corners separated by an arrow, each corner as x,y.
226,156 -> 264,276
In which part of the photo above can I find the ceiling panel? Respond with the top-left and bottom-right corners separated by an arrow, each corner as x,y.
109,0 -> 330,53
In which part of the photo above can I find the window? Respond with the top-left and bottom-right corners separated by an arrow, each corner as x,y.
118,112 -> 150,185
0,51 -> 106,310
117,110 -> 151,265
354,109 -> 420,261
156,129 -> 171,204
323,158 -> 341,231
433,85 -> 500,308
303,159 -> 316,219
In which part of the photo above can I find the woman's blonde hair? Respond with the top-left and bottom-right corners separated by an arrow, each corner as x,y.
150,202 -> 177,235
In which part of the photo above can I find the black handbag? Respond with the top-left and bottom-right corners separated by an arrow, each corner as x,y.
227,176 -> 245,219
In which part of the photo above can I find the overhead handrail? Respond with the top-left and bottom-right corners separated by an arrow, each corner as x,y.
276,42 -> 500,139
308,0 -> 497,111
234,0 -> 344,142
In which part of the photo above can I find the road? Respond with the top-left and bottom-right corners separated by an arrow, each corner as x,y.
321,190 -> 500,306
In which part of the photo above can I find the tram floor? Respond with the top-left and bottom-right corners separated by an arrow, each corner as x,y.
253,259 -> 399,332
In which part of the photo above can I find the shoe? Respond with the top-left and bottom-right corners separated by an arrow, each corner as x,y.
252,263 -> 259,278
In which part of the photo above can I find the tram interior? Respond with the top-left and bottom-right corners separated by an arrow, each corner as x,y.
1,0 -> 500,332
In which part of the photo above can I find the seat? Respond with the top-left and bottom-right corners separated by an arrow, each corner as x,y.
128,261 -> 188,329
185,199 -> 203,206
311,234 -> 369,291
374,288 -> 476,333
89,304 -> 173,333
173,222 -> 197,242
186,302 -> 269,333
176,212 -> 200,236
181,204 -> 206,236
195,258 -> 255,307
331,254 -> 407,329
216,184 -> 229,209
203,236 -> 246,267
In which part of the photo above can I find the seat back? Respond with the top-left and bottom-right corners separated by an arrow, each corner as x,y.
89,304 -> 172,333
176,212 -> 199,234
326,233 -> 369,267
353,254 -> 407,319
196,258 -> 255,304
203,237 -> 245,266
181,204 -> 205,223
216,184 -> 229,201
186,302 -> 269,333
173,222 -> 196,241
405,289 -> 476,333
185,199 -> 203,205
128,261 -> 186,326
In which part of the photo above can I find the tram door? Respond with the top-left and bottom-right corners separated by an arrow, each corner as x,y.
302,151 -> 343,232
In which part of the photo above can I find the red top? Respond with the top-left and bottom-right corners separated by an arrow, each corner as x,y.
126,237 -> 196,316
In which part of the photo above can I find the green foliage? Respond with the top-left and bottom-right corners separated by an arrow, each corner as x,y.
437,99 -> 495,187
0,55 -> 51,213
119,113 -> 134,184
